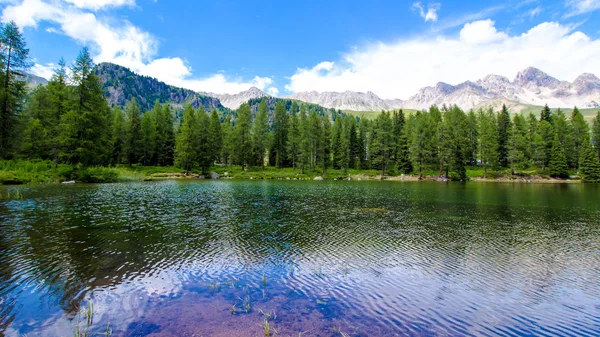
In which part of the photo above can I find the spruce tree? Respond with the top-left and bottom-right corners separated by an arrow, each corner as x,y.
497,104 -> 511,167
592,111 -> 600,159
141,108 -> 156,166
409,112 -> 434,180
465,110 -> 479,166
287,103 -> 301,169
321,115 -> 331,175
479,109 -> 498,179
156,104 -> 175,166
59,47 -> 110,166
234,103 -> 253,168
208,109 -> 223,165
0,21 -> 30,158
570,107 -> 589,170
174,105 -> 197,174
124,98 -> 142,166
195,107 -> 211,173
110,107 -> 126,165
548,133 -> 569,179
272,102 -> 288,168
579,137 -> 600,183
540,104 -> 552,123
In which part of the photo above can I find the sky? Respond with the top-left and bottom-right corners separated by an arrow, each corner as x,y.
1,0 -> 600,99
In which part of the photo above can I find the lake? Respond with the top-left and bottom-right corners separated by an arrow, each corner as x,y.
0,180 -> 599,336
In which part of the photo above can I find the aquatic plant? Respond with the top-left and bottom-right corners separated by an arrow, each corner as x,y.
229,304 -> 237,315
262,274 -> 267,287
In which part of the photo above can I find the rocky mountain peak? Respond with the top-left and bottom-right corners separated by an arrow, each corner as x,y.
514,67 -> 560,88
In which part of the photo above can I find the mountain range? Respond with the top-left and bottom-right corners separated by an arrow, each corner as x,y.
34,63 -> 598,114
289,67 -> 600,111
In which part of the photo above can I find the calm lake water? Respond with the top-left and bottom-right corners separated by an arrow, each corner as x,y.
0,180 -> 599,336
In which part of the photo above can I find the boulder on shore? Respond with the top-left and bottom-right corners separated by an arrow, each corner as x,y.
209,172 -> 221,180
62,181 -> 76,185
314,176 -> 324,181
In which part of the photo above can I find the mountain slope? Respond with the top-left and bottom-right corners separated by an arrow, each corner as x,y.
95,62 -> 226,112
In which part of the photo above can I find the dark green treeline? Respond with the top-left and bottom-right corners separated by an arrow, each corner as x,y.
4,22 -> 600,182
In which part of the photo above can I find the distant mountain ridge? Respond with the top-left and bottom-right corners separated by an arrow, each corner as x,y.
289,67 -> 600,111
201,87 -> 270,110
87,63 -> 600,113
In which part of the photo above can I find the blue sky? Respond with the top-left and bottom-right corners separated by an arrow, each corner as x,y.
2,0 -> 600,99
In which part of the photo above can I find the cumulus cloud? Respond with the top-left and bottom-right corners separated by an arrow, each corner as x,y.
286,20 -> 600,99
2,0 -> 272,94
267,87 -> 279,96
30,62 -> 55,79
565,0 -> 600,16
411,2 -> 441,22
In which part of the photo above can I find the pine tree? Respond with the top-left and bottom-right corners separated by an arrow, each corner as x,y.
409,112 -> 434,180
540,104 -> 552,123
548,133 -> 569,179
110,107 -> 126,165
497,104 -> 511,167
0,21 -> 30,158
570,107 -> 589,170
46,58 -> 70,165
579,136 -> 600,183
234,103 -> 253,168
298,105 -> 310,173
479,109 -> 498,179
59,47 -> 110,167
348,120 -> 361,170
538,120 -> 554,171
591,112 -> 600,159
287,103 -> 301,169
141,108 -> 157,166
124,98 -> 142,166
208,109 -> 223,165
156,104 -> 175,166
533,133 -> 547,172
195,107 -> 211,173
174,105 -> 197,174
507,114 -> 528,175
465,110 -> 479,166
321,115 -> 331,175
272,102 -> 288,168
221,115 -> 234,169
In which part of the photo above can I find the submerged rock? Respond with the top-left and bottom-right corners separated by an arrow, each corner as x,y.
314,176 -> 324,181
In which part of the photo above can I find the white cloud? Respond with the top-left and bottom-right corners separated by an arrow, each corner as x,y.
2,0 -> 271,95
30,62 -> 55,79
565,0 -> 600,16
266,87 -> 279,96
459,20 -> 507,44
526,6 -> 542,18
64,0 -> 135,11
286,20 -> 600,99
411,2 -> 441,22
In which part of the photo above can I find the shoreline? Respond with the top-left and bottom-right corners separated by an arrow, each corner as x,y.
0,161 -> 584,186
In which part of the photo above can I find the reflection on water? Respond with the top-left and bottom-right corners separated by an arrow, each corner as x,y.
0,181 -> 599,336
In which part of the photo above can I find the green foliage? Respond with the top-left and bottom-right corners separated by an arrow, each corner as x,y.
548,133 -> 569,179
579,137 -> 600,183
0,21 -> 30,158
174,105 -> 197,174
